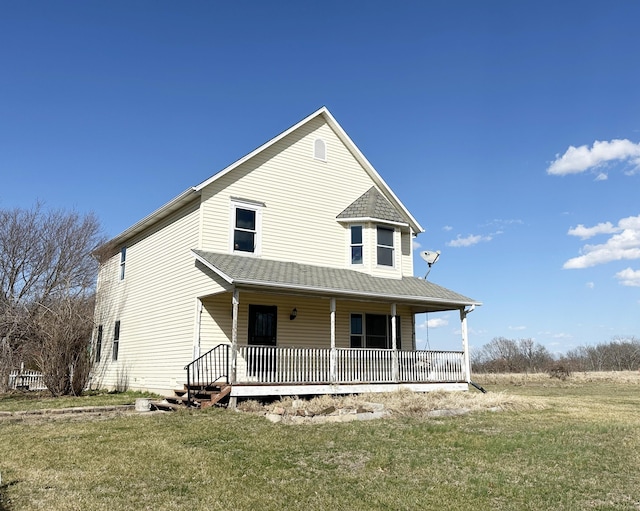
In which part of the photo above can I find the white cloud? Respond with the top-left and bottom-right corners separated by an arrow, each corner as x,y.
552,332 -> 573,339
412,240 -> 421,250
568,221 -> 621,240
595,172 -> 608,181
563,214 -> 640,269
508,325 -> 526,331
447,233 -> 492,247
547,139 -> 640,176
615,267 -> 640,287
586,281 -> 595,289
442,225 -> 453,231
418,317 -> 449,329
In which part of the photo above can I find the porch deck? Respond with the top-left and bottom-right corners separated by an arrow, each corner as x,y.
186,344 -> 468,398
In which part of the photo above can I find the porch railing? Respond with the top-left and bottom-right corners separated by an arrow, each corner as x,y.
184,344 -> 230,404
235,346 -> 465,384
238,346 -> 331,384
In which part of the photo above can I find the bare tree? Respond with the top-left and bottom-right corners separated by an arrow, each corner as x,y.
472,337 -> 553,373
0,203 -> 103,394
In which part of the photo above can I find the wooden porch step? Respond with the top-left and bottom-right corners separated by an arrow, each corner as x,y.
200,385 -> 232,409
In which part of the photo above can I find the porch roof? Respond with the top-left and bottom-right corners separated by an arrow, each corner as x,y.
192,250 -> 480,312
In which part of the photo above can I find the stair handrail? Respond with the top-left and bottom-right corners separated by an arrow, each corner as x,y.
184,344 -> 230,405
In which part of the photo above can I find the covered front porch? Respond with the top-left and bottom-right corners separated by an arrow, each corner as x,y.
188,250 -> 480,403
187,343 -> 469,399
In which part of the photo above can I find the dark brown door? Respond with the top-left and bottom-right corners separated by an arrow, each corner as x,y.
248,305 -> 277,346
248,305 -> 277,376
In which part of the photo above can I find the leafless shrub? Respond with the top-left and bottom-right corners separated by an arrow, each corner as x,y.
0,203 -> 104,396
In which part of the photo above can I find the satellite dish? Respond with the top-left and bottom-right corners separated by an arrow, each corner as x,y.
420,250 -> 440,266
420,250 -> 440,279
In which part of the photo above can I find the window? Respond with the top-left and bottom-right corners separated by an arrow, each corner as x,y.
231,199 -> 263,255
234,208 -> 256,252
314,138 -> 326,161
350,313 -> 401,349
377,226 -> 394,267
350,225 -> 363,265
120,247 -> 126,280
95,325 -> 103,363
112,320 -> 120,361
350,313 -> 363,348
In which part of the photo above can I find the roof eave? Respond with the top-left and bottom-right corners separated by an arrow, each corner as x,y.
233,278 -> 480,309
103,187 -> 200,249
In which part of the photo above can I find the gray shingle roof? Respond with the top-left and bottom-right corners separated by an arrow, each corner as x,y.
337,187 -> 406,224
193,250 -> 479,311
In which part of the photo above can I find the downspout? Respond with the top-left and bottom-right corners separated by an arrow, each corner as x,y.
460,305 -> 475,384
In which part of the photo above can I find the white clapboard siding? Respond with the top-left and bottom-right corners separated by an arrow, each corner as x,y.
93,199 -> 223,394
198,116 -> 411,279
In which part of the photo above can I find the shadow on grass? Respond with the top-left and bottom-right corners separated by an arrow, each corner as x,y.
0,481 -> 18,511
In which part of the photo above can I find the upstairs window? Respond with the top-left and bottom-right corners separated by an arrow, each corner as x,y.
230,199 -> 263,255
234,208 -> 256,252
314,138 -> 326,161
377,226 -> 394,267
350,225 -> 363,265
119,247 -> 127,280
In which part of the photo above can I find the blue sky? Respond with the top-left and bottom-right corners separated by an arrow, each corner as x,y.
2,1 -> 639,354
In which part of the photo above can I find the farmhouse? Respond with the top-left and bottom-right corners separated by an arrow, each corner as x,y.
92,107 -> 481,405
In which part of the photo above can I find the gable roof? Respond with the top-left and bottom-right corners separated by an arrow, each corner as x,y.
193,250 -> 479,312
194,106 -> 422,233
337,186 -> 407,225
104,107 -> 423,249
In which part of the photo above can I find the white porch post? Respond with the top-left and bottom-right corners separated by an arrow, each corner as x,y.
391,303 -> 398,382
192,298 -> 203,360
330,298 -> 336,383
460,306 -> 473,383
231,288 -> 239,385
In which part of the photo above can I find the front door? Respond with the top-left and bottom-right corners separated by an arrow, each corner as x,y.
248,305 -> 277,346
248,305 -> 277,376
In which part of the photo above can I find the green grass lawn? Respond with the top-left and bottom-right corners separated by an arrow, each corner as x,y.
1,377 -> 639,510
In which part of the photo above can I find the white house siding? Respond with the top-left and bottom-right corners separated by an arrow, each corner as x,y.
92,199 -> 218,395
197,291 -> 415,351
198,116 -> 412,279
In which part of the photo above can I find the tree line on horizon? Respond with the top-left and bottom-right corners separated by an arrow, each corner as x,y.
472,336 -> 640,374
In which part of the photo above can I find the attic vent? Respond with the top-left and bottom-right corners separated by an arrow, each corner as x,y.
314,138 -> 326,161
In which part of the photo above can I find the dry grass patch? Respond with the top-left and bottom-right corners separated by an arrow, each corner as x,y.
475,370 -> 640,387
239,388 -> 543,420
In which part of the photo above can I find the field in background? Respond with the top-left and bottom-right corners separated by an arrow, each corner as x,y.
1,373 -> 639,511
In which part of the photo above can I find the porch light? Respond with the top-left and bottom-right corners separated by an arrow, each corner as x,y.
290,308 -> 297,320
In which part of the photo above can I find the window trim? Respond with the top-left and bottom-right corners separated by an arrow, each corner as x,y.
376,226 -> 395,267
229,199 -> 263,256
119,247 -> 126,280
313,138 -> 327,161
350,225 -> 364,266
350,313 -> 364,348
95,325 -> 103,363
350,313 -> 401,349
112,320 -> 120,361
